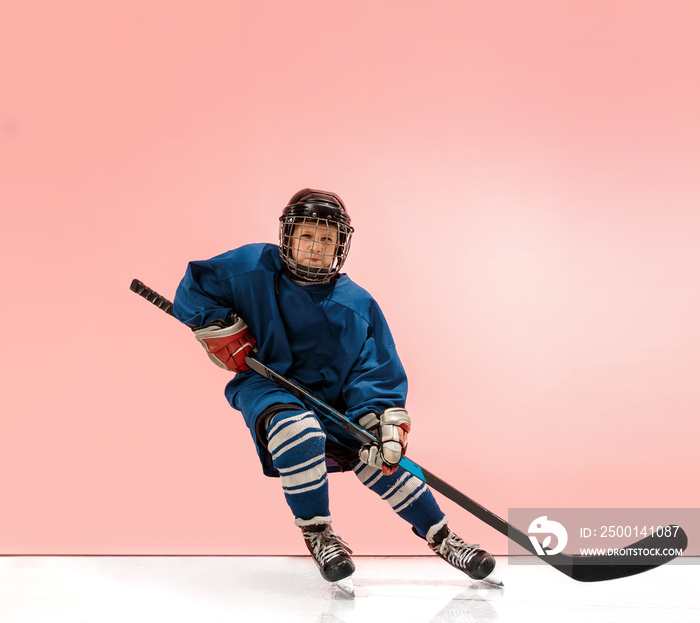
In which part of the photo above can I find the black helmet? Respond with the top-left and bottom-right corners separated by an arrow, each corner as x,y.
279,188 -> 354,282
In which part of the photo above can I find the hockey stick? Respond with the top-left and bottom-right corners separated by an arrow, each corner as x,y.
130,278 -> 688,582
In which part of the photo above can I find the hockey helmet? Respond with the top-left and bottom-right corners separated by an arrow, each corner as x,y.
279,188 -> 354,282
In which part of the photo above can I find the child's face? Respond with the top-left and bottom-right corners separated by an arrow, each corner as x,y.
290,221 -> 339,269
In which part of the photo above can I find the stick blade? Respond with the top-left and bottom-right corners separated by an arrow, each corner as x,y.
551,525 -> 689,582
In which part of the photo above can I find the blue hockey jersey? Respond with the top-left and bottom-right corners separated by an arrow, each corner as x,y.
173,243 -> 408,473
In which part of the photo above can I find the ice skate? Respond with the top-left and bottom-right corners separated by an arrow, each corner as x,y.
298,519 -> 355,584
426,523 -> 503,587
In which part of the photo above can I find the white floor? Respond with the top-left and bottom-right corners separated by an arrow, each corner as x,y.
1,556 -> 698,623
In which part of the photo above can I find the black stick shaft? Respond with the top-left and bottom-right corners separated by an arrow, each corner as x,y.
130,279 -> 174,316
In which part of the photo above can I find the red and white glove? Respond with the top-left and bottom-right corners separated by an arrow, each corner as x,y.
358,408 -> 411,475
193,315 -> 256,373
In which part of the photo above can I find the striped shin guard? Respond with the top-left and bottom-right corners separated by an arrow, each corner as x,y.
266,410 -> 330,521
352,460 -> 445,538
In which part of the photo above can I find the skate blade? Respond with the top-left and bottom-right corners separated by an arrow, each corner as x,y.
479,570 -> 504,587
333,577 -> 355,597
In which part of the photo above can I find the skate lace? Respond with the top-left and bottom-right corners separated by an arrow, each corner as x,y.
433,532 -> 479,569
304,527 -> 353,566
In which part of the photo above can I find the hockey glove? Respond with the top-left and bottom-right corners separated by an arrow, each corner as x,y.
358,408 -> 411,475
193,314 -> 256,373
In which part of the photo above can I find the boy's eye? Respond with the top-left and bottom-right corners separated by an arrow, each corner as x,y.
297,231 -> 336,243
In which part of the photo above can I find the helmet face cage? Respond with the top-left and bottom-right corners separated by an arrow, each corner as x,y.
279,215 -> 353,282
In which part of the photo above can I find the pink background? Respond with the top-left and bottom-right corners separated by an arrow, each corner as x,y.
1,2 -> 698,555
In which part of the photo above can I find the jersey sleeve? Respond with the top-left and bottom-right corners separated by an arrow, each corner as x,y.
173,253 -> 237,328
341,302 -> 408,421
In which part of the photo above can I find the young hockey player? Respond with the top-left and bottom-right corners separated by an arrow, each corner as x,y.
173,188 -> 501,587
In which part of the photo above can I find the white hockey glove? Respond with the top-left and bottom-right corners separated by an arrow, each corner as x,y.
193,314 -> 256,373
358,408 -> 411,475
